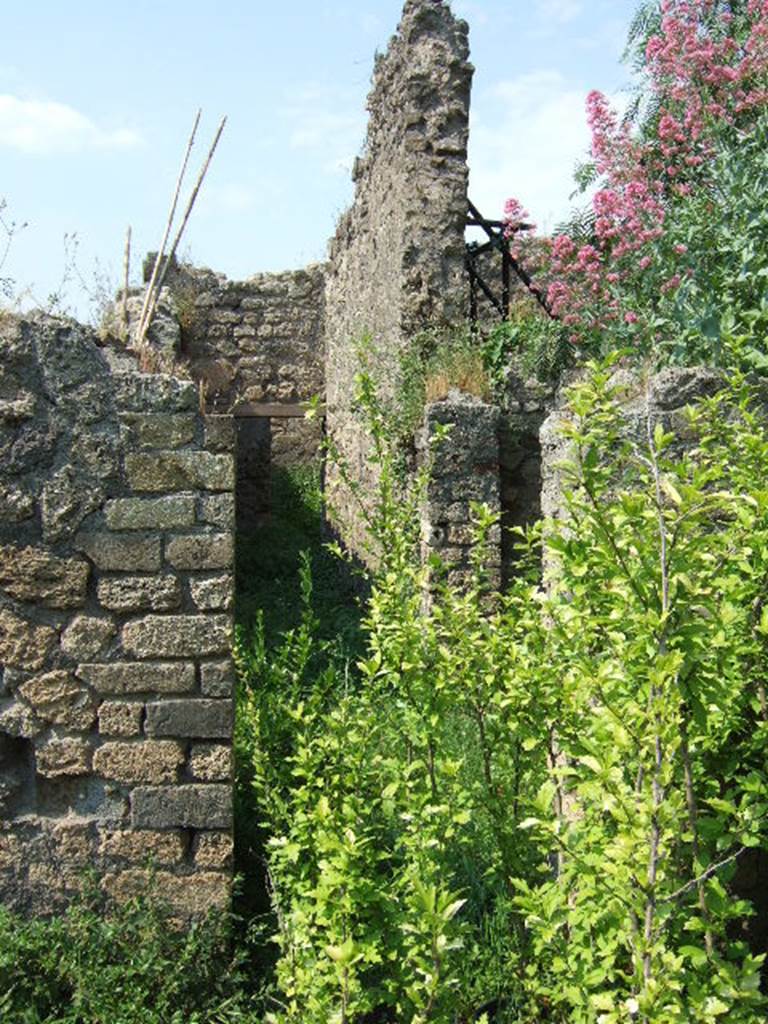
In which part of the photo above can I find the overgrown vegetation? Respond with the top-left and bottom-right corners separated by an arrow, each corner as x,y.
0,882 -> 263,1023
505,0 -> 768,373
230,363 -> 768,1023
3,3 -> 768,1022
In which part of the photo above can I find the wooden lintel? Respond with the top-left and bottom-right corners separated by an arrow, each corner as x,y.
233,402 -> 325,419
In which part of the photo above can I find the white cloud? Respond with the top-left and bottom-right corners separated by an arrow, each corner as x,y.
289,110 -> 361,150
452,1 -> 490,26
280,83 -> 365,175
203,183 -> 257,212
0,94 -> 141,156
534,0 -> 583,23
468,70 -> 592,232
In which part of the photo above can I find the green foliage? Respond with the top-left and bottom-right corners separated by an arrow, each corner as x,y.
0,886 -> 262,1023
656,111 -> 768,370
396,325 -> 492,443
238,372 -> 549,1022
238,361 -> 768,1022
510,360 -> 768,1022
482,313 -> 571,387
236,464 -> 360,650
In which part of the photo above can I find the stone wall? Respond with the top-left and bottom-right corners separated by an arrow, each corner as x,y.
419,392 -> 502,590
0,314 -> 235,919
539,366 -> 725,525
121,258 -> 327,533
323,0 -> 473,558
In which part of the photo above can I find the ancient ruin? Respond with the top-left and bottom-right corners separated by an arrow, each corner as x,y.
0,0 -> 733,920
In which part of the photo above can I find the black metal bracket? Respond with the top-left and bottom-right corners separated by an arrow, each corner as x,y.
465,199 -> 553,323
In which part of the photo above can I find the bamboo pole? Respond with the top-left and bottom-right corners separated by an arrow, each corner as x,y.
143,115 -> 227,335
121,225 -> 131,339
135,108 -> 201,347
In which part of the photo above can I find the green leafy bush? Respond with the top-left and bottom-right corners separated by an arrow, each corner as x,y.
237,361 -> 768,1022
0,886 -> 263,1023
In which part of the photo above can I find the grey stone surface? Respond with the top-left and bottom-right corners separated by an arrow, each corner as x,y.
77,661 -> 197,695
75,532 -> 162,572
94,740 -> 184,784
0,609 -> 57,671
98,700 -> 144,737
419,392 -> 502,590
35,739 -> 92,778
119,413 -> 197,450
105,496 -> 196,531
17,671 -> 96,731
145,699 -> 233,739
189,743 -> 232,782
0,311 -> 236,918
0,546 -> 90,609
61,616 -> 116,660
126,452 -> 234,492
199,659 -> 234,698
122,615 -> 232,658
97,575 -> 182,613
198,493 -> 235,529
324,0 -> 472,561
189,574 -> 234,611
131,784 -> 232,830
165,534 -> 233,570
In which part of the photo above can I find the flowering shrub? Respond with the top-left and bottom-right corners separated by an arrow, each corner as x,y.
506,0 -> 768,367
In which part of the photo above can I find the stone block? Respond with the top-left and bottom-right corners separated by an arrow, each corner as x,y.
50,822 -> 94,864
98,828 -> 185,865
0,699 -> 41,739
189,575 -> 234,611
0,609 -> 56,671
97,575 -> 182,613
42,467 -> 104,544
204,416 -> 235,452
61,615 -> 116,660
198,493 -> 235,529
102,868 -> 229,917
189,743 -> 232,782
193,832 -> 233,870
145,699 -> 232,739
94,740 -> 184,784
165,535 -> 233,571
125,452 -> 234,493
131,784 -> 232,830
18,671 -> 95,731
75,533 -> 162,572
122,615 -> 231,658
36,739 -> 92,778
199,659 -> 234,698
112,373 -> 197,413
0,546 -> 90,609
119,413 -> 197,449
77,661 -> 196,695
105,496 -> 196,531
0,486 -> 35,525
98,700 -> 144,736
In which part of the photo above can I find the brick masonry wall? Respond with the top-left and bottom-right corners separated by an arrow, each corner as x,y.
0,314 -> 235,919
159,259 -> 326,467
419,392 -> 502,591
323,0 -> 473,560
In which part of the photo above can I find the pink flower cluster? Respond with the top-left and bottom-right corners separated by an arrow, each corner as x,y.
503,0 -> 768,347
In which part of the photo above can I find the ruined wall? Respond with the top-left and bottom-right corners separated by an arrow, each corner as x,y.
324,0 -> 473,557
153,260 -> 326,464
498,375 -> 554,583
0,314 -> 235,919
539,366 -> 725,524
419,392 -> 502,590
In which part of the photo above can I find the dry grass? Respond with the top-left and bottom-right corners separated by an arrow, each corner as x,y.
424,346 -> 490,403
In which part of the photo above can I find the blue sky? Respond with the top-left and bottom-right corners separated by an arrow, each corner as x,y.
1,0 -> 639,318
